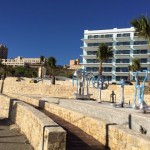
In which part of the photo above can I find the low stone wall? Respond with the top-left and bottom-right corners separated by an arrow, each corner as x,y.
0,94 -> 12,118
2,77 -> 150,105
2,77 -> 76,99
0,95 -> 66,150
4,93 -> 150,150
44,102 -> 150,150
108,124 -> 150,150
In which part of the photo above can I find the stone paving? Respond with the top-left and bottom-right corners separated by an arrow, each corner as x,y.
0,119 -> 33,150
40,109 -> 107,150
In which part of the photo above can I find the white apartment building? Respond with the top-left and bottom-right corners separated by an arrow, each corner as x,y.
81,27 -> 150,81
2,56 -> 41,66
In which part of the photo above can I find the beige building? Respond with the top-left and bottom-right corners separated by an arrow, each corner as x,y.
2,56 -> 41,66
69,59 -> 81,69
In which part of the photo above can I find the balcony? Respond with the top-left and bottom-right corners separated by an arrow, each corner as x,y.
115,62 -> 130,66
133,36 -> 145,41
133,54 -> 149,58
115,45 -> 131,50
115,72 -> 129,76
116,36 -> 131,42
80,63 -> 99,67
80,46 -> 98,51
80,62 -> 113,67
103,71 -> 113,75
81,37 -> 113,43
116,33 -> 131,41
133,44 -> 149,49
115,54 -> 130,58
140,62 -> 150,66
80,55 -> 96,59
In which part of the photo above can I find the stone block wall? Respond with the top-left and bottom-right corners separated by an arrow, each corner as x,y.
1,77 -> 150,105
3,93 -> 150,150
0,95 -> 66,150
108,125 -> 150,150
44,102 -> 150,150
0,95 -> 11,118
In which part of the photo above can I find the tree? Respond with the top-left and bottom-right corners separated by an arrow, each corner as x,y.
40,55 -> 45,63
131,16 -> 150,85
47,57 -> 57,84
129,58 -> 141,84
96,43 -> 113,76
131,16 -> 150,44
129,58 -> 141,72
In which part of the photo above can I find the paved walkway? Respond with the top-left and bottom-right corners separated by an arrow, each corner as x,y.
41,109 -> 107,150
0,119 -> 33,150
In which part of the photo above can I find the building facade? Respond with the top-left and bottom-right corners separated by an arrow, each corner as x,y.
81,27 -> 150,81
69,59 -> 81,69
2,56 -> 41,66
0,44 -> 8,59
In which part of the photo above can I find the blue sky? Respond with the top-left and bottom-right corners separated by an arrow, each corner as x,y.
0,0 -> 150,65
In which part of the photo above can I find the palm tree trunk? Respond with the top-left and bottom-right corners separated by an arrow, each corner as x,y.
51,68 -> 55,85
99,61 -> 102,76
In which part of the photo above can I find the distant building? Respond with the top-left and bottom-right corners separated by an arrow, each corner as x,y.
2,56 -> 41,67
0,44 -> 8,59
69,59 -> 81,69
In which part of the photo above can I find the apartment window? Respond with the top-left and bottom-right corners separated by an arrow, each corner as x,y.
116,59 -> 129,63
117,33 -> 130,37
88,35 -> 93,39
94,35 -> 99,38
141,67 -> 147,72
116,42 -> 130,45
123,33 -> 130,37
103,59 -> 112,63
117,34 -> 122,37
93,43 -> 99,46
100,35 -> 104,38
105,42 -> 113,46
116,76 -> 128,81
133,50 -> 147,54
140,59 -> 147,63
87,43 -> 93,47
105,34 -> 113,38
116,67 -> 128,72
103,67 -> 112,72
134,41 -> 148,45
86,59 -> 99,63
88,43 -> 112,47
116,50 -> 130,54
107,76 -> 112,81
86,67 -> 98,72
87,51 -> 97,55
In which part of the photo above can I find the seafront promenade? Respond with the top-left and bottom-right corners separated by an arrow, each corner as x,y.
0,77 -> 150,150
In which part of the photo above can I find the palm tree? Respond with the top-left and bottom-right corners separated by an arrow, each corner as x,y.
97,43 -> 113,76
131,16 -> 150,85
131,16 -> 150,44
129,58 -> 141,84
130,58 -> 141,72
47,57 -> 56,85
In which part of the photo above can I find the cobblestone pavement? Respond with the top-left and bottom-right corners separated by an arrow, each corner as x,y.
41,109 -> 107,150
0,119 -> 33,150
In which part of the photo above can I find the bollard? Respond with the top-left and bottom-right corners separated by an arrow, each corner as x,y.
110,91 -> 116,103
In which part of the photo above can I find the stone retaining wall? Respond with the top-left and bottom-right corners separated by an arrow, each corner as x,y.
44,102 -> 150,150
0,95 -> 66,150
4,93 -> 150,150
0,94 -> 12,118
1,77 -> 150,105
